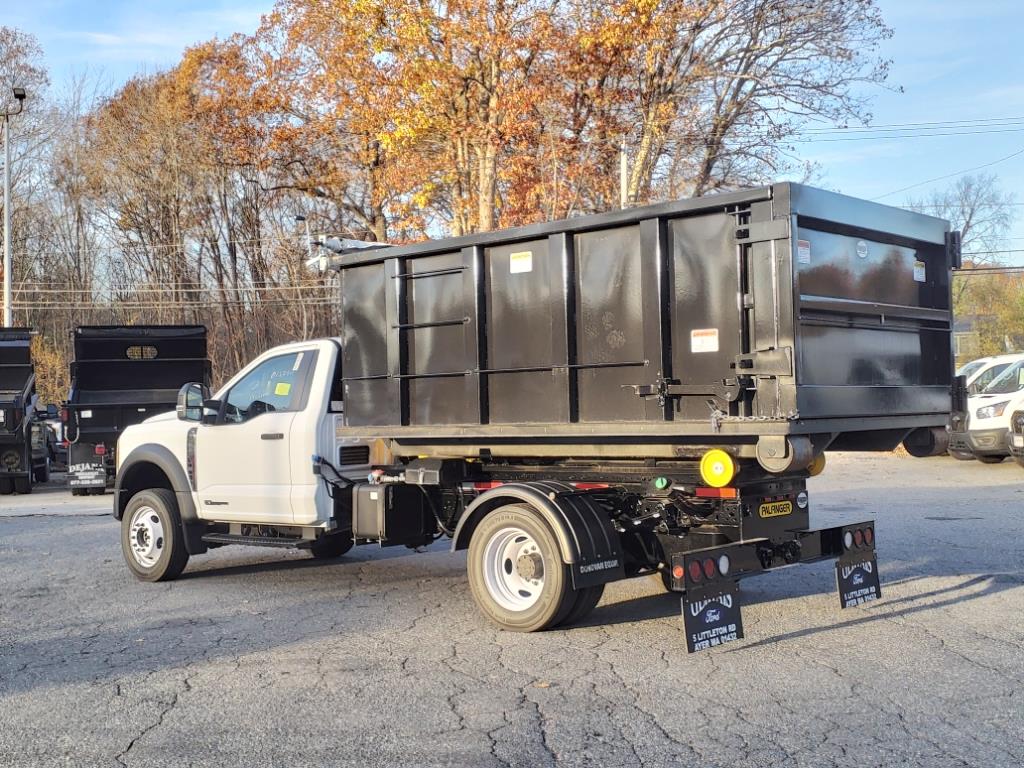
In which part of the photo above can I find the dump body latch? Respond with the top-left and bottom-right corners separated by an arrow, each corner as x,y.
627,378 -> 742,408
733,347 -> 793,377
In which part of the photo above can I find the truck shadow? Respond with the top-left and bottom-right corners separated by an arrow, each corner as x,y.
577,565 -> 1023,633
730,572 -> 1023,652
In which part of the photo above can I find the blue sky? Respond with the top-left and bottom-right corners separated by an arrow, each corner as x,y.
7,0 -> 1024,256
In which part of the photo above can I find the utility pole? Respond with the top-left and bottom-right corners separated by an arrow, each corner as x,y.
619,139 -> 628,210
2,87 -> 27,328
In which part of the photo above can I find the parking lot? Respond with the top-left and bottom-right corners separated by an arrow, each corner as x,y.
1,453 -> 1022,768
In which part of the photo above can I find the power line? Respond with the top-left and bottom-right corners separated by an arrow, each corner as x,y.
873,145 -> 1024,200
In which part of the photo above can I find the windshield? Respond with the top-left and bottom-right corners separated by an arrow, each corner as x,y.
957,360 -> 986,378
983,360 -> 1024,395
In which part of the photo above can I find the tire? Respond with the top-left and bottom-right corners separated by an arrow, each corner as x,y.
657,569 -> 675,593
949,450 -> 975,461
976,455 -> 1005,464
309,534 -> 354,559
0,477 -> 12,495
88,487 -> 106,496
120,488 -> 190,582
467,504 -> 576,632
71,488 -> 87,497
33,459 -> 50,484
13,477 -> 31,495
1014,455 -> 1024,468
557,584 -> 605,627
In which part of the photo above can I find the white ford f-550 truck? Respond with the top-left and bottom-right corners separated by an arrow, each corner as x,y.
114,184 -> 958,650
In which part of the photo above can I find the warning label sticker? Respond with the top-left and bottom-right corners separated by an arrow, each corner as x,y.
797,239 -> 811,264
913,260 -> 926,282
510,251 -> 533,274
691,328 -> 719,354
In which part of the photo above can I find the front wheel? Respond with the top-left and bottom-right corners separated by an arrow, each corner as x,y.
120,488 -> 189,582
467,504 -> 576,632
13,477 -> 31,494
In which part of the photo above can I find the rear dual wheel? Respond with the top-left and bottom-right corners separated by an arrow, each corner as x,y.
468,504 -> 602,632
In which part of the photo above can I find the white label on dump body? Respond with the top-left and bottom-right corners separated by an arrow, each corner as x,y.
797,239 -> 811,264
913,260 -> 926,282
510,251 -> 533,274
691,328 -> 719,353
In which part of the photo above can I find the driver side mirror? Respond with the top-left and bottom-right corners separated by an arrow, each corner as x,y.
176,382 -> 211,422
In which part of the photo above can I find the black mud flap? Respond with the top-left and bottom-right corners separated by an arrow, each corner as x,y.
682,579 -> 744,653
836,552 -> 881,608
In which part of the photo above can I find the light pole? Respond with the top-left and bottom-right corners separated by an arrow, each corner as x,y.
3,87 -> 27,328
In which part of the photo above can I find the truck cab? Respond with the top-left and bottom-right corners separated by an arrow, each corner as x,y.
116,339 -> 368,548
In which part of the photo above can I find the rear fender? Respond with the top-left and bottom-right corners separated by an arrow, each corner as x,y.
452,481 -> 625,589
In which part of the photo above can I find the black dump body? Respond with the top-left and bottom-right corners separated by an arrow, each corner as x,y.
0,328 -> 34,410
0,328 -> 36,438
332,183 -> 957,463
66,325 -> 211,448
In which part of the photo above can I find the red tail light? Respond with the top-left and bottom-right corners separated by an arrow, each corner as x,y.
688,560 -> 703,583
671,564 -> 685,580
863,527 -> 874,546
94,444 -> 107,456
702,558 -> 717,579
473,481 -> 503,490
853,529 -> 864,547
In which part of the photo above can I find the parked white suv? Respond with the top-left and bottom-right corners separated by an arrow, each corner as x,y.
949,358 -> 1024,462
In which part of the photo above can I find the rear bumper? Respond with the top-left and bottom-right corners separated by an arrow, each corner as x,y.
949,428 -> 1008,456
664,520 -> 876,591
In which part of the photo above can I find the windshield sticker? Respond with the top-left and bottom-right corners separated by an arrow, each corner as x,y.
274,382 -> 292,397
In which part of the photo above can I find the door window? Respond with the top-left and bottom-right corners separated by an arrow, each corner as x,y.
224,352 -> 311,423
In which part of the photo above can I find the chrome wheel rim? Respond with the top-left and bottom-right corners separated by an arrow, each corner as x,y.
482,526 -> 545,612
128,506 -> 164,568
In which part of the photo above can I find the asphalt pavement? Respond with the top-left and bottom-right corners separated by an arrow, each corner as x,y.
1,454 -> 1022,767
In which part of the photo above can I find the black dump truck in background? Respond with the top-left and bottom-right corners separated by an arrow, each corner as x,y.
115,183 -> 960,649
64,325 -> 210,495
0,328 -> 52,495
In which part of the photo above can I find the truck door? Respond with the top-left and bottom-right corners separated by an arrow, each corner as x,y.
195,350 -> 317,524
